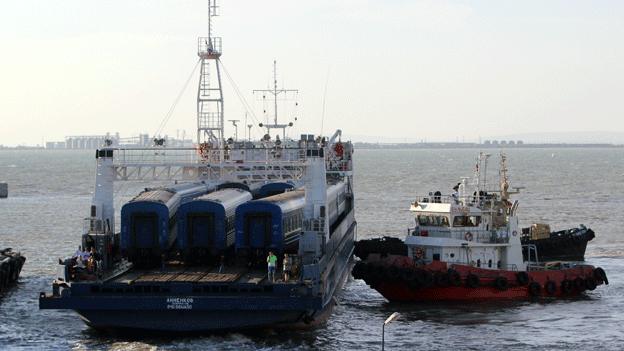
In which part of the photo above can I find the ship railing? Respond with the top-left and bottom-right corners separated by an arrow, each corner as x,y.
111,147 -> 308,165
326,159 -> 352,173
412,195 -> 498,209
409,227 -> 509,244
198,37 -> 222,57
83,218 -> 108,234
523,244 -> 539,266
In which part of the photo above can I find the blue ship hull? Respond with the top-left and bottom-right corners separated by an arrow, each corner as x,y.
40,210 -> 356,332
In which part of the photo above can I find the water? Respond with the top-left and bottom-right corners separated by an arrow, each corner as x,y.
1,148 -> 623,350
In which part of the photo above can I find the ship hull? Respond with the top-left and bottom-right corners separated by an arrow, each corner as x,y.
0,249 -> 26,292
522,228 -> 595,262
40,213 -> 356,332
353,257 -> 608,302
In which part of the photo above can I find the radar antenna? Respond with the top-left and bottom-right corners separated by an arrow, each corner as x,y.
253,60 -> 298,140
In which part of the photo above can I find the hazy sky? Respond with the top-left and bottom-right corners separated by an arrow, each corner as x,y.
1,0 -> 624,146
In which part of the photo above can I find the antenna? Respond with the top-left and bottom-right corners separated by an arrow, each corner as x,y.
253,60 -> 298,140
228,119 -> 240,141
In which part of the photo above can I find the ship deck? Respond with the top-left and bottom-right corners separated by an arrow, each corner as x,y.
109,263 -> 295,286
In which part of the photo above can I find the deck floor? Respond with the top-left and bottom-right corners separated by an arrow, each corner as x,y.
111,264 -> 296,286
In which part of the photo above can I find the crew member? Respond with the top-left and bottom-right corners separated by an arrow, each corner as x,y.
283,255 -> 292,282
267,251 -> 277,283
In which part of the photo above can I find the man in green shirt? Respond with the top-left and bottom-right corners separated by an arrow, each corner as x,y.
267,251 -> 277,283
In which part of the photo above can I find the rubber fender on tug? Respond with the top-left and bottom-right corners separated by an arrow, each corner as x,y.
528,282 -> 541,296
561,279 -> 573,294
407,273 -> 421,290
593,267 -> 609,285
400,267 -> 416,282
574,277 -> 586,291
434,272 -> 450,287
545,280 -> 557,295
387,265 -> 401,282
371,264 -> 385,282
493,276 -> 509,291
416,269 -> 434,288
447,269 -> 462,287
466,273 -> 480,288
516,271 -> 530,286
585,277 -> 597,291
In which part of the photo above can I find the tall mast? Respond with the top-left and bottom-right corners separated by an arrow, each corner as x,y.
253,60 -> 298,140
197,0 -> 224,148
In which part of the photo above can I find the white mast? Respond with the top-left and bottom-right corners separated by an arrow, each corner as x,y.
197,0 -> 224,148
253,60 -> 298,140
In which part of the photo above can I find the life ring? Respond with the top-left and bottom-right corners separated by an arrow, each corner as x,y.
512,230 -> 518,237
197,142 -> 211,159
334,142 -> 344,157
465,232 -> 474,241
414,247 -> 425,259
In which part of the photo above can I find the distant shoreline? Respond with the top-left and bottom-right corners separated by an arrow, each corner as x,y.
0,143 -> 622,151
353,142 -> 624,149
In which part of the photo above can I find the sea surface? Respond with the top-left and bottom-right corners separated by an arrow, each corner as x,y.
1,148 -> 623,350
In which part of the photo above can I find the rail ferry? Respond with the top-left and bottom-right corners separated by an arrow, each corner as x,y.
39,1 -> 356,332
353,153 -> 608,301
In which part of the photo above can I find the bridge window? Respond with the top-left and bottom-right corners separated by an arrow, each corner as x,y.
416,215 -> 449,227
452,215 -> 481,227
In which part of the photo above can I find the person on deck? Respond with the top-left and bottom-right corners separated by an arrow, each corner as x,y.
283,255 -> 292,282
267,251 -> 277,283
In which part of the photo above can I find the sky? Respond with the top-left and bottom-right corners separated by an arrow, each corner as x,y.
1,0 -> 624,146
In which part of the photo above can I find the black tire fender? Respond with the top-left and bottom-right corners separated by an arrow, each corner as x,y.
494,276 -> 509,291
516,271 -> 529,286
545,280 -> 557,295
528,282 -> 541,296
466,273 -> 480,288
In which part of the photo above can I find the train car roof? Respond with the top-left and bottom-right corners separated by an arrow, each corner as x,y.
189,188 -> 252,209
130,189 -> 175,204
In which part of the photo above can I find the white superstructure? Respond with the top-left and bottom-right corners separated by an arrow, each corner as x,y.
405,152 -> 526,271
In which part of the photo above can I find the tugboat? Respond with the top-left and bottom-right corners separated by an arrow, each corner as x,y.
0,248 -> 26,292
39,1 -> 356,332
353,152 -> 608,301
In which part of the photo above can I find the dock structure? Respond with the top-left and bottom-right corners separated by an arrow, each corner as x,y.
0,183 -> 7,198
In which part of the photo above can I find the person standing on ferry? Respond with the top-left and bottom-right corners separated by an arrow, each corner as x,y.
267,251 -> 277,283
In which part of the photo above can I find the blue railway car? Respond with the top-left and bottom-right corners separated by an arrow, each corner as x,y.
235,189 -> 305,260
254,182 -> 295,199
120,183 -> 212,266
177,188 -> 252,262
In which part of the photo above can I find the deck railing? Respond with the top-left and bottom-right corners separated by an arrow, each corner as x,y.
409,227 -> 509,244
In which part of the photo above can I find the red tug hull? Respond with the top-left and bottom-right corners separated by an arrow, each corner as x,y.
352,256 -> 608,302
